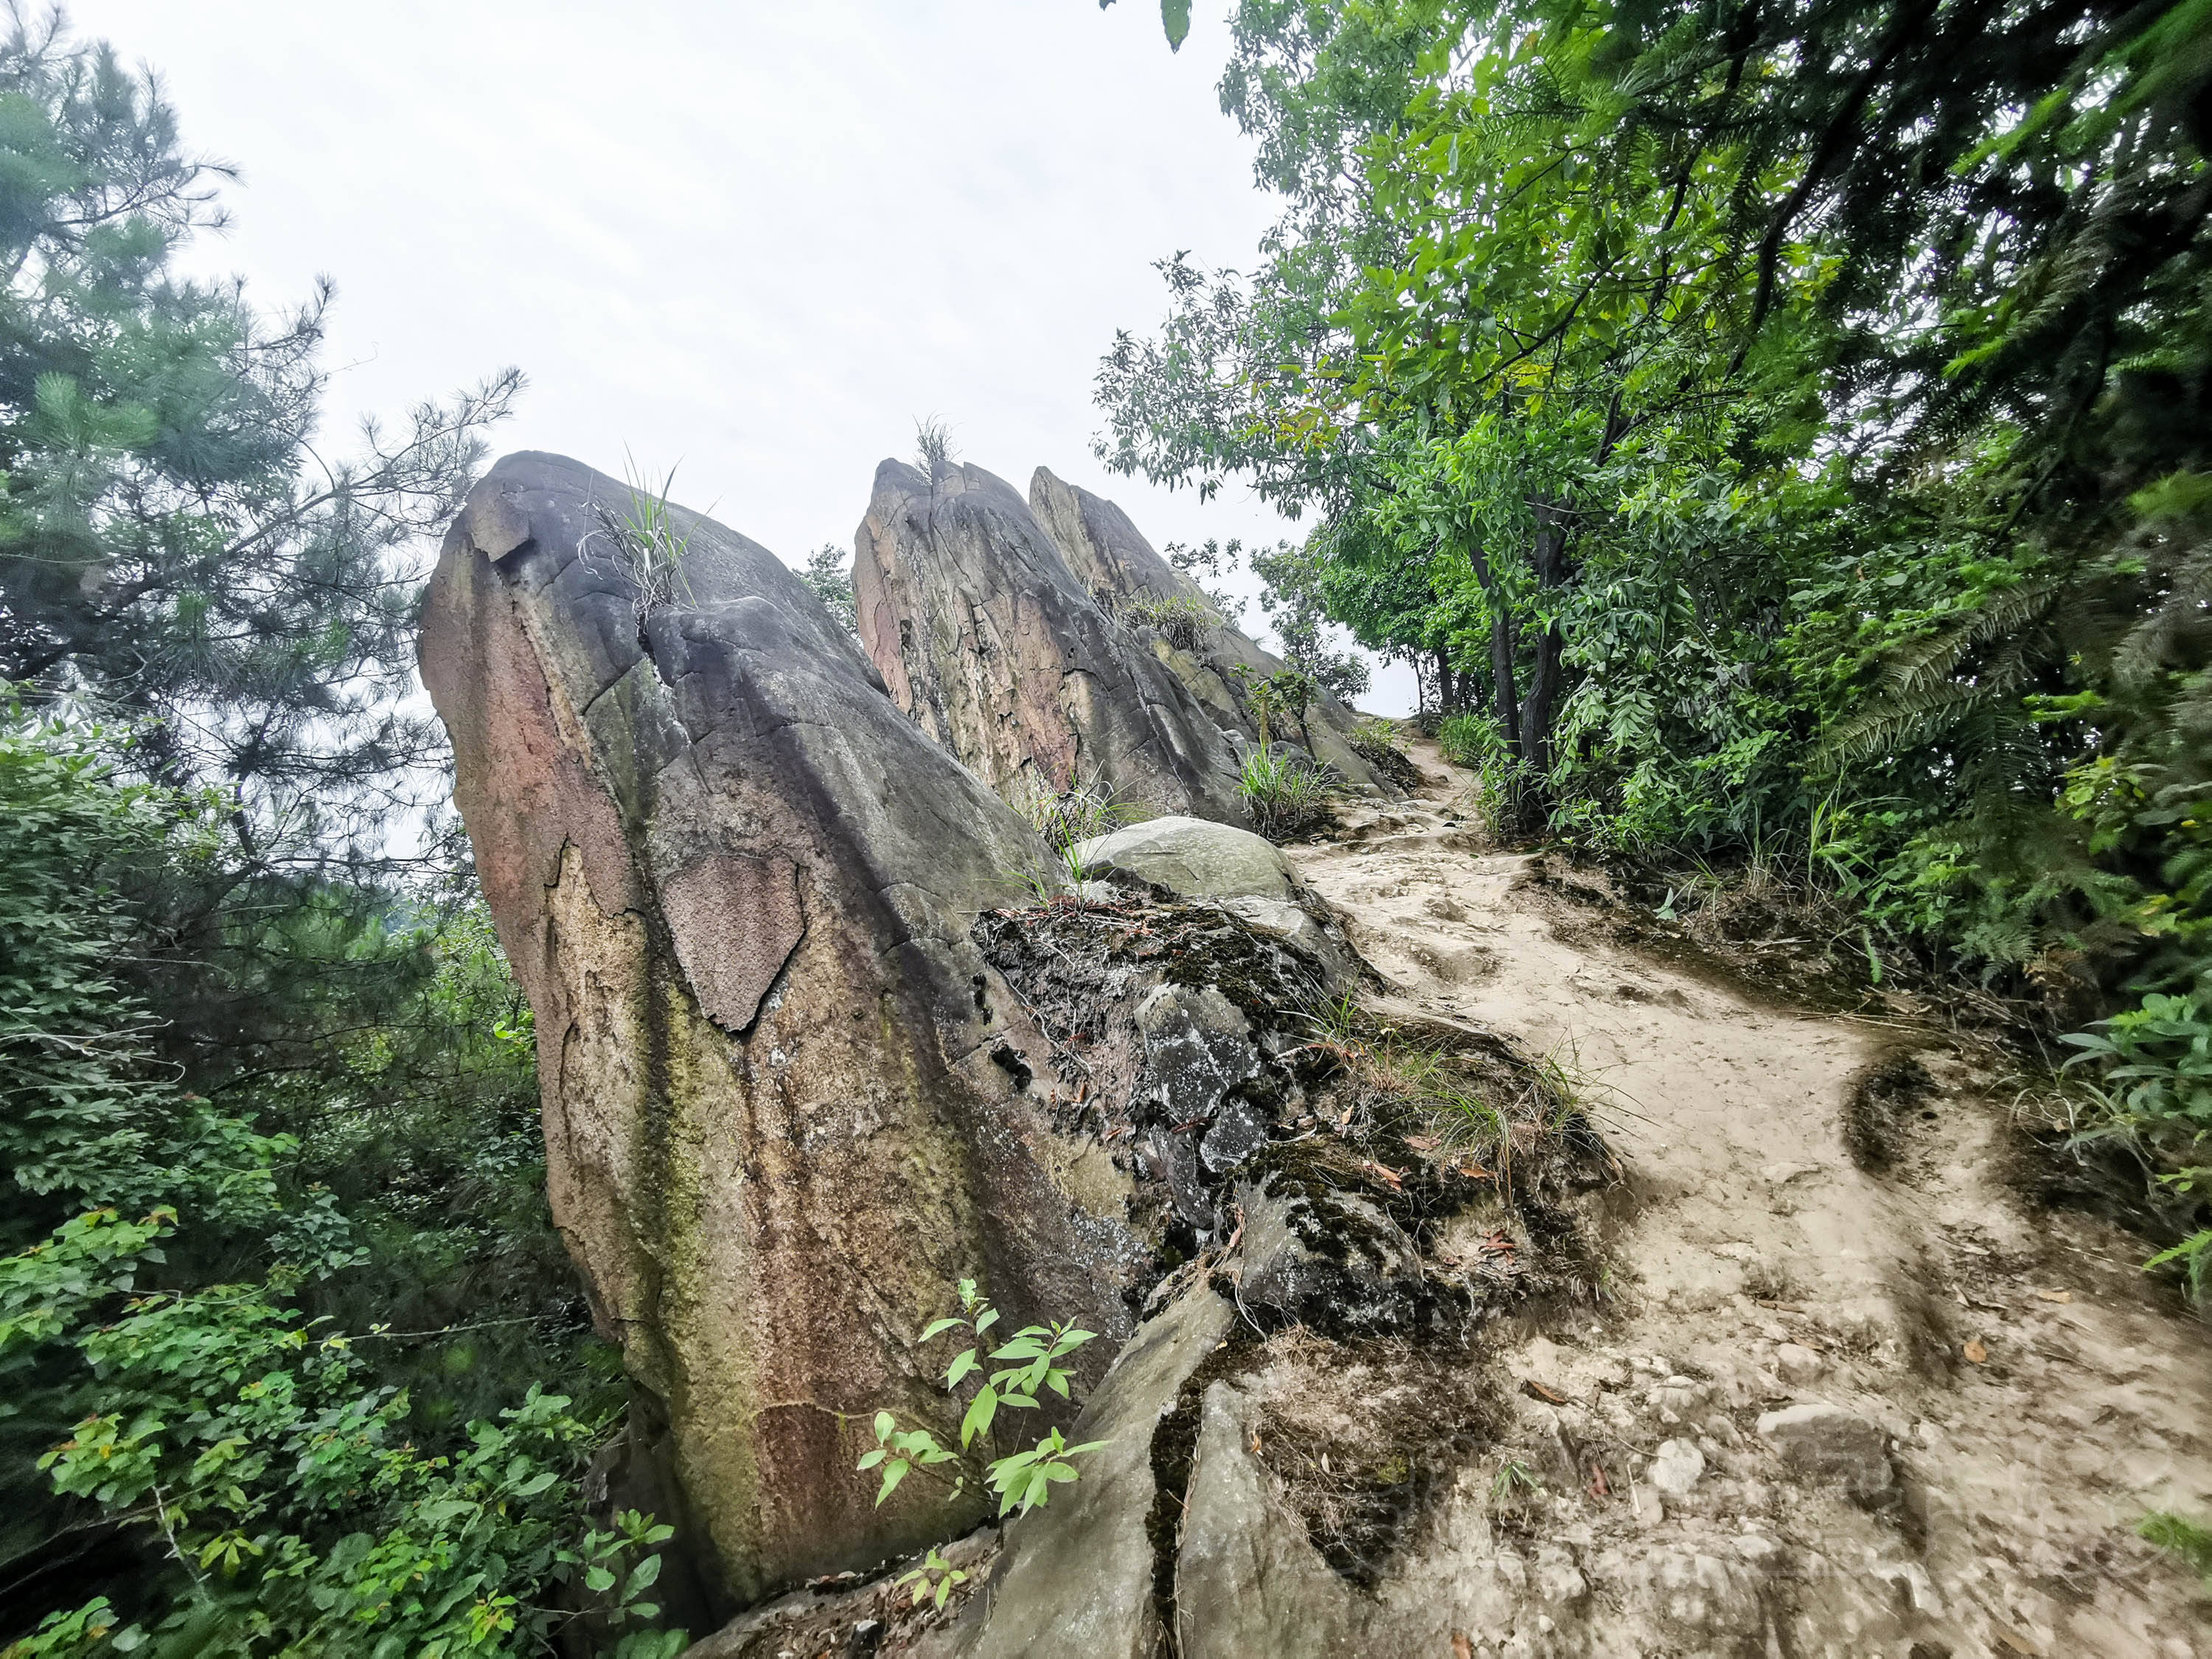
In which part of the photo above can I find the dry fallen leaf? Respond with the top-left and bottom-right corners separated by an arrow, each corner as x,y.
1452,1635 -> 1475,1659
1964,1338 -> 1989,1364
2036,1289 -> 2073,1304
1521,1378 -> 1568,1405
1587,1461 -> 1610,1498
1405,1133 -> 1441,1151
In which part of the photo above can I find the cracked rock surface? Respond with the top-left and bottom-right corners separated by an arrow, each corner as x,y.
854,459 -> 1251,823
420,452 -> 1147,1617
1028,466 -> 1396,797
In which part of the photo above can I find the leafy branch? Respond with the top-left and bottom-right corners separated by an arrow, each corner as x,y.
858,1279 -> 1107,1520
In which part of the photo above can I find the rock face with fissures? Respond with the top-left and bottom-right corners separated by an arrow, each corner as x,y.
418,452 -> 1143,1616
1028,465 -> 1396,796
853,458 -> 1254,823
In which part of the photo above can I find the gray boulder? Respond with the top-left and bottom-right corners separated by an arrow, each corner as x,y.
853,459 -> 1251,824
955,1287 -> 1237,1659
1071,815 -> 1295,902
420,453 -> 1144,1613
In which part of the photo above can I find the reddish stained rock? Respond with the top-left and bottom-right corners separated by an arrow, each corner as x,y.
853,458 -> 1253,823
420,453 -> 1142,1615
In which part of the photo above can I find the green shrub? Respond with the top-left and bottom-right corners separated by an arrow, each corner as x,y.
858,1279 -> 1105,1521
1121,591 -> 1216,650
0,712 -> 683,1658
1437,714 -> 1490,770
1237,748 -> 1336,841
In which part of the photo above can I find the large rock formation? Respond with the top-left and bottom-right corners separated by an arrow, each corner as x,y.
853,459 -> 1255,823
419,453 -> 1147,1615
1028,466 -> 1393,793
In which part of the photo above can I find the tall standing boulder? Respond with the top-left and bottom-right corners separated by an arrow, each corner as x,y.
853,459 -> 1252,823
420,453 -> 1141,1615
1028,466 -> 1394,794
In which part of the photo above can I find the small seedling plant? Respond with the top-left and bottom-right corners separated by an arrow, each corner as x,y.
858,1279 -> 1106,1519
895,1545 -> 968,1611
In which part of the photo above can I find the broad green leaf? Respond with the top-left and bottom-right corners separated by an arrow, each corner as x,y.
876,1458 -> 909,1505
961,1384 -> 998,1447
1161,0 -> 1190,51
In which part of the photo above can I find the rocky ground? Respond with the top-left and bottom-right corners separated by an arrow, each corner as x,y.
686,739 -> 2212,1659
1279,738 -> 2212,1658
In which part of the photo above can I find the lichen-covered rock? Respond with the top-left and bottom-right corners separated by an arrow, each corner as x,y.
853,459 -> 1250,823
1233,1172 -> 1436,1339
1072,815 -> 1295,902
1028,466 -> 1396,796
420,452 -> 1144,1613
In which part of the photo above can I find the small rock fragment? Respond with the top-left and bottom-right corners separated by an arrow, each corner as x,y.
1774,1342 -> 1823,1384
1532,1544 -> 1587,1605
1649,1374 -> 1710,1416
1756,1402 -> 1892,1491
1648,1438 -> 1706,1495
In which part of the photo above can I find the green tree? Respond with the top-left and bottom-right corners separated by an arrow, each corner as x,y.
1103,0 -> 2212,1276
0,710 -> 681,1658
0,9 -> 518,849
800,543 -> 858,635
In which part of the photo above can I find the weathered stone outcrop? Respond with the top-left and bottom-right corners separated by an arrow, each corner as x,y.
419,453 -> 1147,1615
1029,466 -> 1394,794
854,459 -> 1253,823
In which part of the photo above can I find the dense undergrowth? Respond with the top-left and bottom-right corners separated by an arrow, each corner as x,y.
0,16 -> 681,1654
0,712 -> 680,1658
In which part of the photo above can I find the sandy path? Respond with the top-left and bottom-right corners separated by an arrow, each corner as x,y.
1287,741 -> 2212,1658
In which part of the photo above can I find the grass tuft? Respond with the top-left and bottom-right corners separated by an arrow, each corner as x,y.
2140,1510 -> 2212,1587
1120,591 -> 1215,650
1238,747 -> 1335,841
596,454 -> 696,625
1009,771 -> 1144,853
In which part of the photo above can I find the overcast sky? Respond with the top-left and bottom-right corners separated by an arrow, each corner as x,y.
82,0 -> 1416,713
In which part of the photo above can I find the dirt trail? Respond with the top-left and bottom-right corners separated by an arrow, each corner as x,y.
1287,739 -> 2212,1658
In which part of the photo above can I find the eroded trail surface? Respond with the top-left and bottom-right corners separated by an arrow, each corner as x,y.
1285,740 -> 2212,1658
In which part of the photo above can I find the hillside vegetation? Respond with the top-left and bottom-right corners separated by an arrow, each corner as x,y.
1,0 -> 2208,1653
1099,0 -> 2212,1288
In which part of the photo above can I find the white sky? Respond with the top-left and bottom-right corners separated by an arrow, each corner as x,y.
80,0 -> 1417,714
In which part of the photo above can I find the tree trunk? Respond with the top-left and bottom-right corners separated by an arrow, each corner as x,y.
1519,509 -> 1572,778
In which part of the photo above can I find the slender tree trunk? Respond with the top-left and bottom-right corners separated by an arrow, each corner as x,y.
1489,605 -> 1520,754
1467,538 -> 1522,754
1519,509 -> 1572,778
